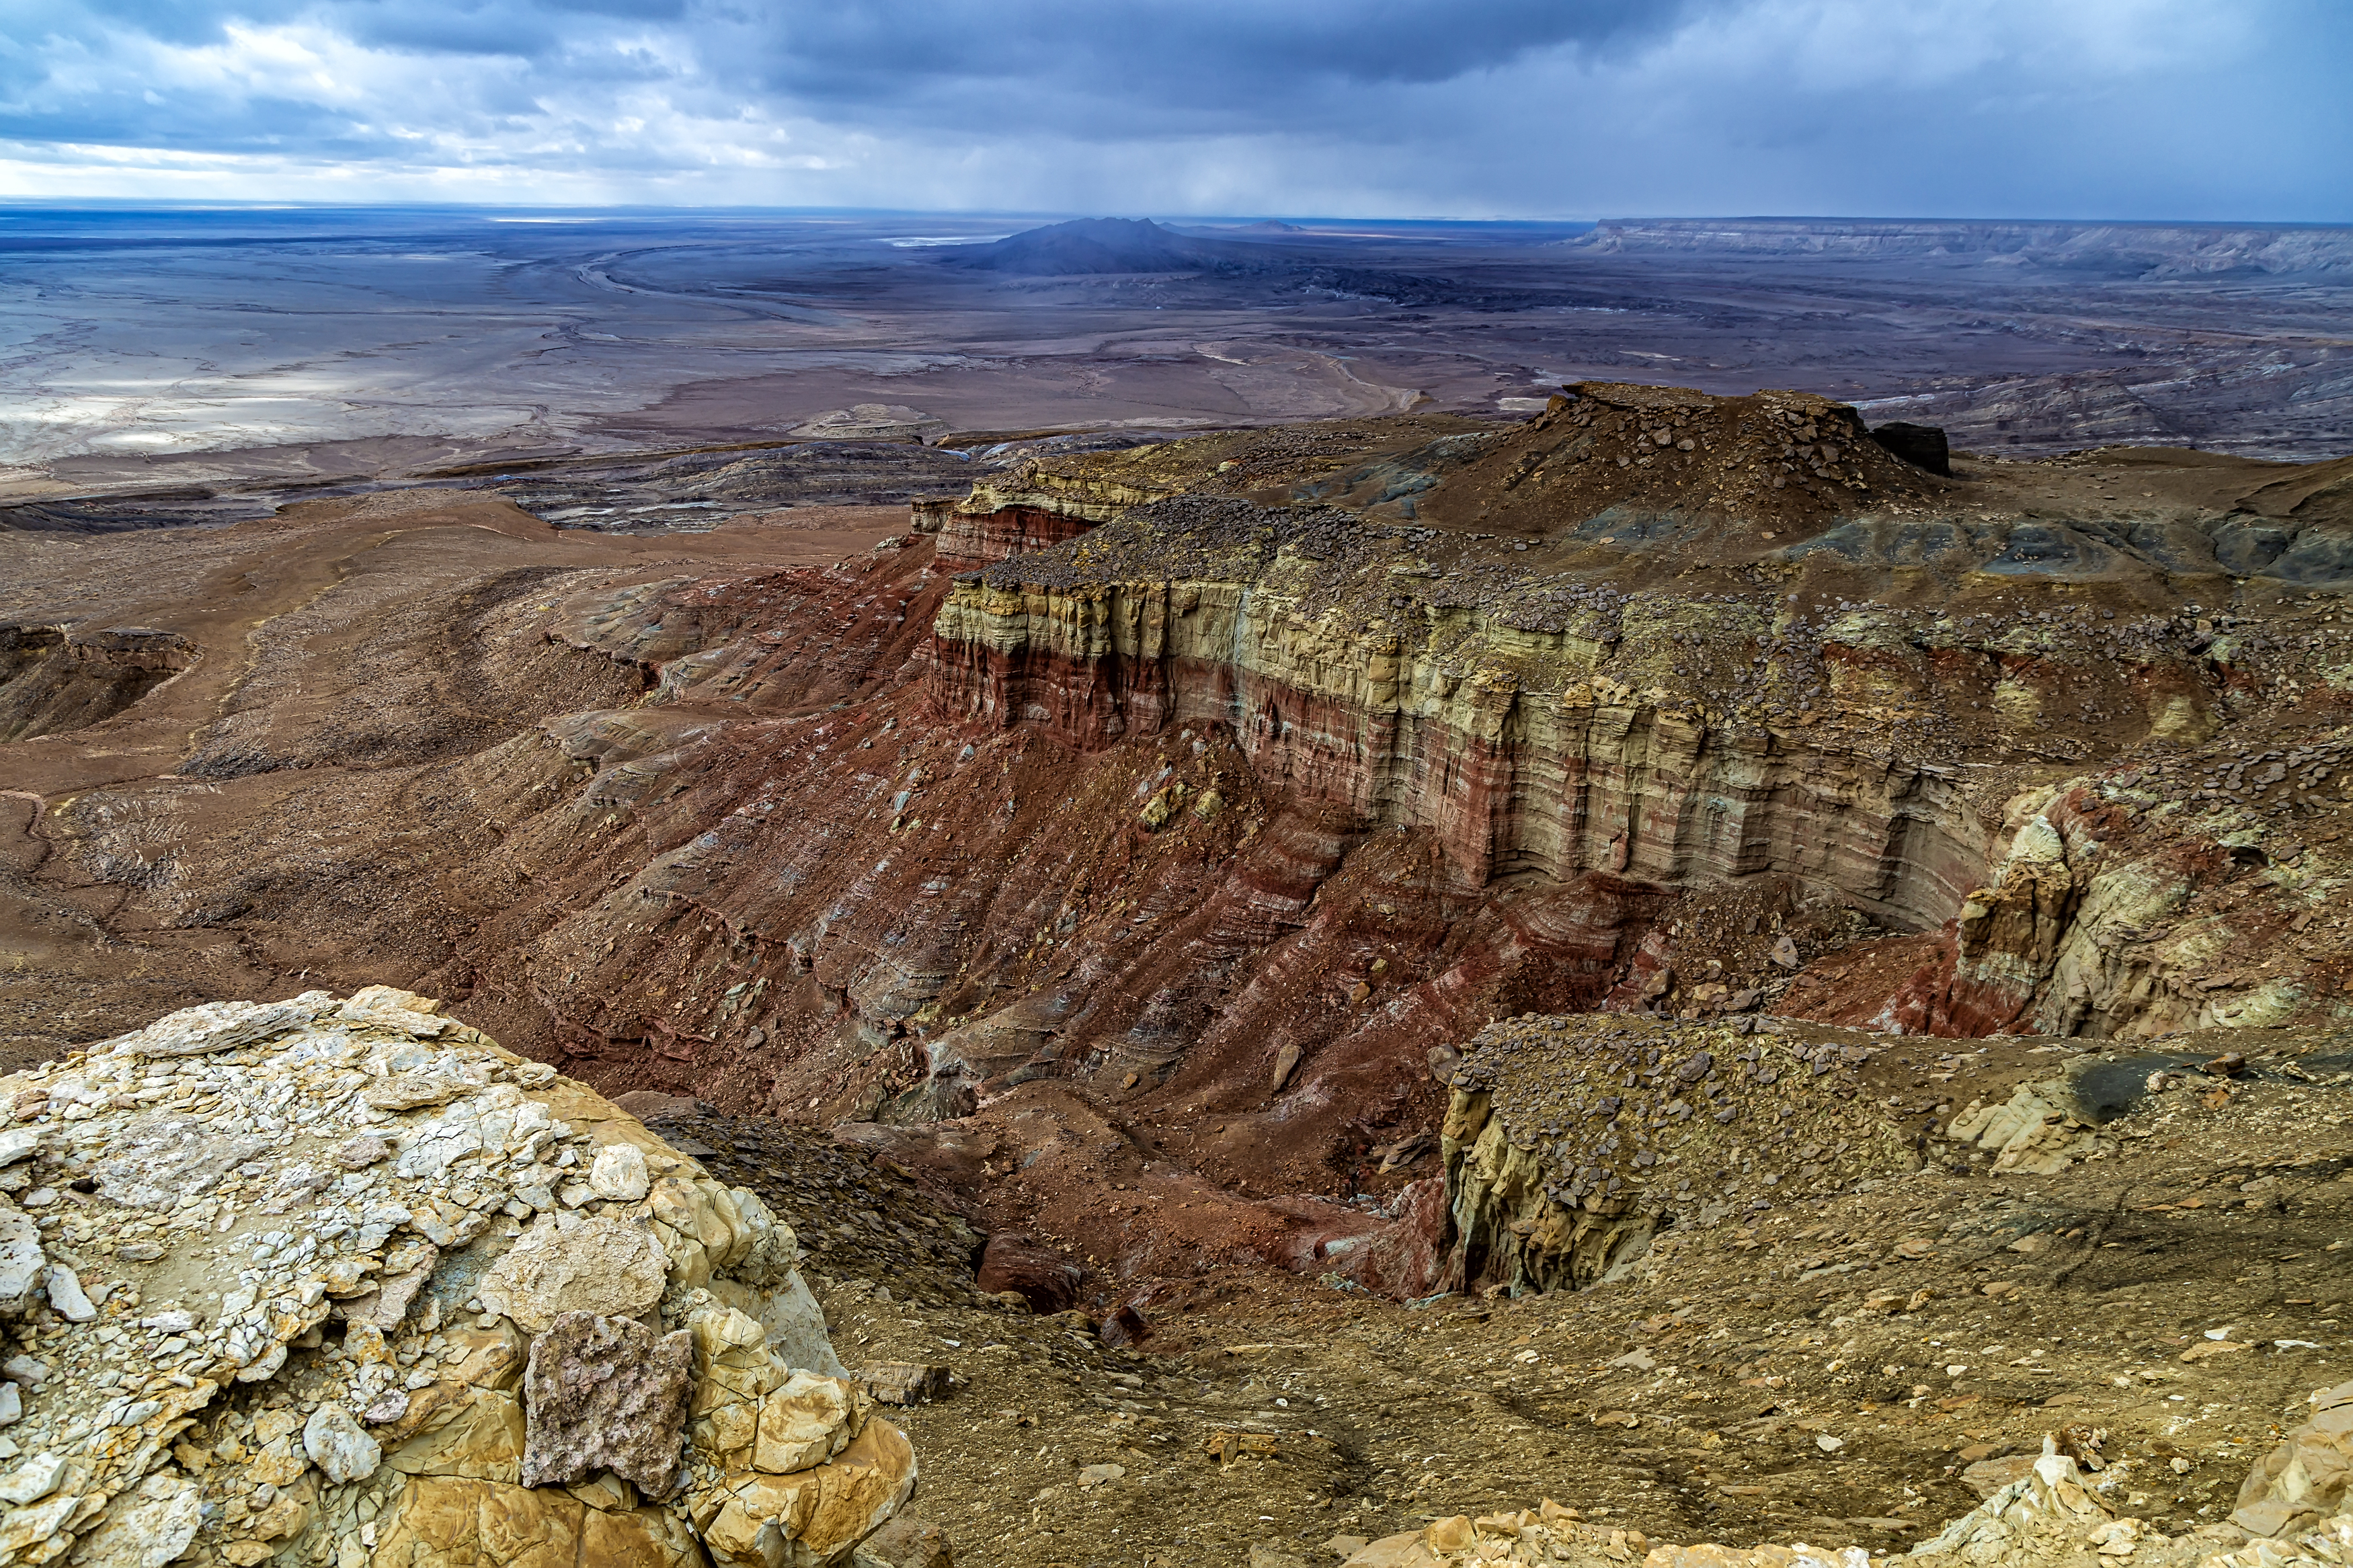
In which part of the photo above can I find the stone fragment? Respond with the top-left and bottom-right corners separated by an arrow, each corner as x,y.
362,1389 -> 411,1426
861,1364 -> 951,1407
1271,1042 -> 1303,1094
0,1451 -> 65,1505
590,1142 -> 653,1203
0,1383 -> 18,1426
303,1403 -> 383,1484
396,1119 -> 485,1179
0,1489 -> 83,1559
331,1134 -> 393,1170
521,1310 -> 695,1497
973,1234 -> 1082,1314
478,1214 -> 668,1332
319,1257 -> 376,1297
0,1128 -> 38,1167
237,1345 -> 290,1387
854,1514 -> 955,1568
342,1259 -> 436,1331
106,993 -> 334,1059
0,1210 -> 43,1316
44,1263 -> 95,1321
1962,1454 -> 2036,1498
756,1270 -> 848,1378
366,1073 -> 469,1112
1910,1440 -> 2110,1561
2233,1378 -> 2353,1536
339,985 -> 450,1036
756,1372 -> 869,1475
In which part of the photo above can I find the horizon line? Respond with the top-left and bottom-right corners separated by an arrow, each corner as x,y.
1,200 -> 2351,231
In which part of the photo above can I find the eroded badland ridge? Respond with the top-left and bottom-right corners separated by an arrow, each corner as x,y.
1,382 -> 2352,1567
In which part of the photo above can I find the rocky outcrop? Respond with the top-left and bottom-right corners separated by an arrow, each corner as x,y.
1868,739 -> 2353,1041
1870,422 -> 1952,476
0,987 -> 916,1568
1436,1014 -> 1921,1294
929,462 -> 1179,567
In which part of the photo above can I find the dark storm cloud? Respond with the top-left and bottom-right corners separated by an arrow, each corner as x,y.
744,0 -> 1718,97
0,0 -> 2345,220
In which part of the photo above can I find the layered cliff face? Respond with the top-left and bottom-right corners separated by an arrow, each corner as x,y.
924,464 -> 1181,567
926,495 -> 1997,923
916,415 -> 2353,1062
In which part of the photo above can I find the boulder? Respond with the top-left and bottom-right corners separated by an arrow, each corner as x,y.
974,1234 -> 1083,1314
521,1311 -> 696,1496
2233,1380 -> 2353,1536
1869,421 -> 1952,476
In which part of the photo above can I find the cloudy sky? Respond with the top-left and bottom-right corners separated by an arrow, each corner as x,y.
0,0 -> 2345,219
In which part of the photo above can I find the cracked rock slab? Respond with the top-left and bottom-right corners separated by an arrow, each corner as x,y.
478,1214 -> 669,1332
520,1309 -> 695,1496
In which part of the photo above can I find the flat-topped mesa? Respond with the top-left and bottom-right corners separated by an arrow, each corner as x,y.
0,987 -> 916,1568
911,391 -> 2353,1037
926,493 -> 2093,929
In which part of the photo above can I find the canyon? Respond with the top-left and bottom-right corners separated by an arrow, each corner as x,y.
3,369 -> 2352,1566
6,384 -> 2353,1296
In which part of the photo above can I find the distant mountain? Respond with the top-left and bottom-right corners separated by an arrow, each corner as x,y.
949,218 -> 1275,276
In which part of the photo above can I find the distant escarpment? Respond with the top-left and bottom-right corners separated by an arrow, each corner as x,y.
1572,217 -> 2353,278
